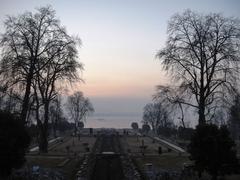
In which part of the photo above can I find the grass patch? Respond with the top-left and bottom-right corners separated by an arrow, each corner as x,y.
134,154 -> 190,171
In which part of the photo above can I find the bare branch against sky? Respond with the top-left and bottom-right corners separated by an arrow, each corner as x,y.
0,0 -> 240,127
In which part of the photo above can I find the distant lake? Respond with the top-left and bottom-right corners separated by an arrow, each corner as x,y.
85,114 -> 142,128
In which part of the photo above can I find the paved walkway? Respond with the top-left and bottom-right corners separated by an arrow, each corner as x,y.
29,137 -> 62,152
153,136 -> 186,153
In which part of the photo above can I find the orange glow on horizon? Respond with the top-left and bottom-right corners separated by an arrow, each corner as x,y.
76,70 -> 169,98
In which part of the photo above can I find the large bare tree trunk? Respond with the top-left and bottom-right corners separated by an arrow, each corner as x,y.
199,105 -> 206,125
36,97 -> 49,153
199,91 -> 206,125
39,101 -> 50,153
39,127 -> 48,153
21,63 -> 34,124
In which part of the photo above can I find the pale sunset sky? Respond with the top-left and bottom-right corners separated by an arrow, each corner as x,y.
1,0 -> 240,127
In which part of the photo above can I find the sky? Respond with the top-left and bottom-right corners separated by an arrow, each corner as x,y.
1,0 -> 240,128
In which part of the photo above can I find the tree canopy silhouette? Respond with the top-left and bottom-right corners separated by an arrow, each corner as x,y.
142,102 -> 171,134
0,6 -> 82,124
142,123 -> 150,134
66,91 -> 94,134
157,10 -> 240,125
131,122 -> 139,130
0,6 -> 83,153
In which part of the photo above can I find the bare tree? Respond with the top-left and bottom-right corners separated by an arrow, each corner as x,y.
153,85 -> 187,128
142,102 -> 171,134
131,122 -> 139,132
0,6 -> 83,152
33,37 -> 82,151
157,10 -> 240,125
32,35 -> 82,152
0,6 -> 80,124
142,124 -> 150,134
66,91 -> 94,134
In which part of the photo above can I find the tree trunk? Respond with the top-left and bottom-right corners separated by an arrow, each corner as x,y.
179,103 -> 186,128
199,59 -> 206,125
39,128 -> 48,153
198,95 -> 206,125
75,125 -> 78,136
53,123 -> 57,138
20,64 -> 34,124
39,101 -> 50,153
36,104 -> 48,153
198,106 -> 206,125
